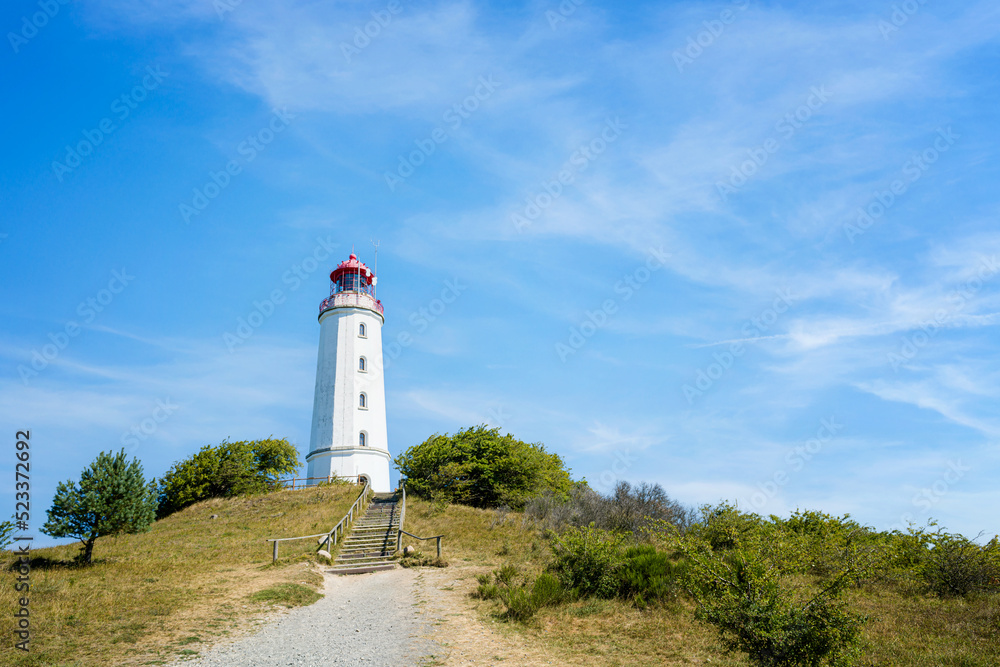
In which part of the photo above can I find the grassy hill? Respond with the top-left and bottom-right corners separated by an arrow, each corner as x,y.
401,498 -> 1000,666
4,487 -> 998,666
1,484 -> 359,666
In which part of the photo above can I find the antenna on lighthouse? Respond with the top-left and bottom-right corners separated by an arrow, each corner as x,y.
371,239 -> 380,295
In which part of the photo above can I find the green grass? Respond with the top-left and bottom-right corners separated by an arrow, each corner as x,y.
0,484 -> 359,666
248,583 -> 323,607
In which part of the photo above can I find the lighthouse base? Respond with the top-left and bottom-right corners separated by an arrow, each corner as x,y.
305,446 -> 392,492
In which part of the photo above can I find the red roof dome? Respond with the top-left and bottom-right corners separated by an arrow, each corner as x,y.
330,253 -> 374,283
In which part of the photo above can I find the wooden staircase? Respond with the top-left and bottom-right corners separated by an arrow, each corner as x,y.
328,492 -> 400,575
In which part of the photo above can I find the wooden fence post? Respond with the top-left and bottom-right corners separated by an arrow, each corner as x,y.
272,541 -> 279,563
436,536 -> 441,559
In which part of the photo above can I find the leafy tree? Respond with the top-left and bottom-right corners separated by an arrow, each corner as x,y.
42,449 -> 158,563
157,437 -> 300,517
394,425 -> 573,509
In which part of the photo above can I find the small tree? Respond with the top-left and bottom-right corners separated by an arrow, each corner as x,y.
42,449 -> 158,563
394,425 -> 573,509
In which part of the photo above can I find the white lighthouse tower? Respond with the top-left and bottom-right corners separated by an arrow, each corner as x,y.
305,253 -> 392,492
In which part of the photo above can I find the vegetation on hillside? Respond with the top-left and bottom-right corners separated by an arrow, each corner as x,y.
395,493 -> 1000,666
1,484 -> 358,666
393,424 -> 573,509
41,449 -> 158,563
458,482 -> 1000,666
395,426 -> 999,664
156,437 -> 300,517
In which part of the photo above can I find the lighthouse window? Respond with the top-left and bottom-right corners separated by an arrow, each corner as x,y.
359,393 -> 367,409
359,356 -> 367,372
359,432 -> 367,447
359,323 -> 367,338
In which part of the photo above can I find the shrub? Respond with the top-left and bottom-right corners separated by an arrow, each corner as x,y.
688,502 -> 767,552
549,525 -> 625,598
394,425 -> 573,509
474,572 -> 501,601
617,545 -> 685,606
922,531 -> 1000,597
157,437 -> 300,517
678,538 -> 867,667
42,449 -> 158,563
531,572 -> 565,607
475,566 -> 566,622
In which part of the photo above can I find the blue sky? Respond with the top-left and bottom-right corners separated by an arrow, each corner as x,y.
3,0 -> 999,547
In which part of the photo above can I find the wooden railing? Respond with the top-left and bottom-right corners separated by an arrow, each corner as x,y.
397,530 -> 445,559
394,479 -> 445,559
274,474 -> 362,490
398,479 -> 406,535
265,480 -> 372,562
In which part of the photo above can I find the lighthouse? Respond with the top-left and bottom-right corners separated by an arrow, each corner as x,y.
305,253 -> 392,492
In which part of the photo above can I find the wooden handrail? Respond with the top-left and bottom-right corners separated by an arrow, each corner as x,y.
398,479 -> 406,536
266,480 -> 372,562
396,529 -> 445,559
274,474 -> 361,490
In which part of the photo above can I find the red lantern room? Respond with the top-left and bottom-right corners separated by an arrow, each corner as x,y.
330,253 -> 375,296
319,253 -> 384,317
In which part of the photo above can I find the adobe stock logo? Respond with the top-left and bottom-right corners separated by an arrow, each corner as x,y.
682,289 -> 795,404
672,0 -> 751,73
340,1 -> 404,63
7,0 -> 71,54
52,66 -> 168,182
555,247 -> 669,362
18,269 -> 135,384
746,417 -> 843,510
179,108 -> 295,224
384,75 -> 502,192
120,398 -> 180,453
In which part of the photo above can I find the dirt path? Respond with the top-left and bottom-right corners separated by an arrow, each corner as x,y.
170,567 -> 441,666
167,563 -> 563,666
409,564 -> 562,666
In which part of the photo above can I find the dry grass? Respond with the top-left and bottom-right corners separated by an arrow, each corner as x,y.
5,488 -> 995,666
403,497 -> 1000,666
0,484 -> 359,666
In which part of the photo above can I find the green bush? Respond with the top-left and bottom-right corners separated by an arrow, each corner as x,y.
617,545 -> 685,606
678,539 -> 866,667
689,502 -> 767,552
473,572 -> 501,601
549,525 -> 625,598
157,437 -> 300,517
921,531 -> 1000,597
531,572 -> 565,607
393,425 -> 573,509
474,566 -> 566,622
